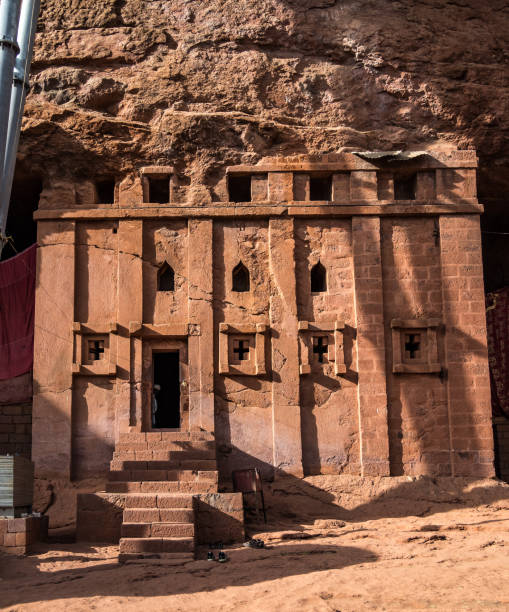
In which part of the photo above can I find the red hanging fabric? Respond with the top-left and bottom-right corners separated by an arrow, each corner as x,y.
0,244 -> 37,380
486,287 -> 509,419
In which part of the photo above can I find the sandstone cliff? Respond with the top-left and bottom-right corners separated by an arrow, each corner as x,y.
15,0 -> 508,209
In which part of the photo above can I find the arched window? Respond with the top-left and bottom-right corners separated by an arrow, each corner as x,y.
311,261 -> 326,293
158,262 -> 175,291
232,262 -> 250,292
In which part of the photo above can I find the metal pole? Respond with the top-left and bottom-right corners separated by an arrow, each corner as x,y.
0,0 -> 20,254
1,0 -> 39,222
0,0 -> 39,257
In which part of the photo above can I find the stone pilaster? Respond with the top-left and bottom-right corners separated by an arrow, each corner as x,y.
188,219 -> 214,433
32,221 -> 76,480
352,216 -> 390,476
269,217 -> 303,476
116,219 -> 143,432
439,215 -> 494,477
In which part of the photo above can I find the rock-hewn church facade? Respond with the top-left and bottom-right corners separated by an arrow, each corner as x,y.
31,150 -> 494,554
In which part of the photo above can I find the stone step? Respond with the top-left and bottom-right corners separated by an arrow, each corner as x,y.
119,537 -> 194,555
108,469 -> 218,483
110,459 -> 217,471
123,508 -> 194,523
114,443 -> 216,456
124,493 -> 194,509
119,552 -> 194,565
106,480 -> 218,494
121,522 -> 195,538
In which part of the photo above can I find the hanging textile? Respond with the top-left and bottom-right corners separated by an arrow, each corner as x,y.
0,244 -> 37,380
486,287 -> 509,419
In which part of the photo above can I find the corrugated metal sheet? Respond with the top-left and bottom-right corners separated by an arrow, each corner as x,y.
352,151 -> 428,161
0,455 -> 33,508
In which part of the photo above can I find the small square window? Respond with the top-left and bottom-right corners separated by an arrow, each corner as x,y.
228,175 -> 252,202
394,173 -> 416,200
312,336 -> 328,363
96,179 -> 115,204
310,176 -> 332,201
148,177 -> 170,203
404,332 -> 422,361
88,339 -> 105,361
232,338 -> 251,363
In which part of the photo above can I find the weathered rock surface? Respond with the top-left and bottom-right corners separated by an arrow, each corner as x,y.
17,0 -> 509,208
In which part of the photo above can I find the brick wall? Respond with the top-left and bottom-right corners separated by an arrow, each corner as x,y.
0,372 -> 32,458
0,403 -> 32,457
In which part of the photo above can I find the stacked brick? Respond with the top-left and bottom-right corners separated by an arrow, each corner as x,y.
0,516 -> 48,555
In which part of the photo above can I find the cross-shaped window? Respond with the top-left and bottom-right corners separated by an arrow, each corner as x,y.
88,340 -> 105,361
233,339 -> 250,361
404,333 -> 421,359
313,336 -> 328,363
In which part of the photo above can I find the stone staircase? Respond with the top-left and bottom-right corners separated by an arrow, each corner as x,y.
106,431 -> 217,563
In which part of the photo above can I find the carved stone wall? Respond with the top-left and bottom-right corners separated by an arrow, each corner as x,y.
31,152 -> 494,504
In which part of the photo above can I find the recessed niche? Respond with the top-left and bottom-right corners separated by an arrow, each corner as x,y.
95,178 -> 115,204
228,175 -> 252,202
298,320 -> 346,376
232,261 -> 250,292
309,175 -> 332,201
391,319 -> 442,374
158,262 -> 175,291
219,323 -> 268,376
72,322 -> 118,376
311,261 -> 327,293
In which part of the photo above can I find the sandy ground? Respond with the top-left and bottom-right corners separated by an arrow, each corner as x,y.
1,493 -> 509,612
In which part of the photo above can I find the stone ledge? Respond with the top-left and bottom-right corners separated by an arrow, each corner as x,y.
34,200 -> 483,220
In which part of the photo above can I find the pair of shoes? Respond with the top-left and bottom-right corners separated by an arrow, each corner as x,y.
207,551 -> 229,562
218,551 -> 228,563
243,539 -> 265,549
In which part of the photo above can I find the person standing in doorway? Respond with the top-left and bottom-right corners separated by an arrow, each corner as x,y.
152,383 -> 161,427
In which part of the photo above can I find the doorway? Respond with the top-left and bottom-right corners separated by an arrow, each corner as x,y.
152,351 -> 181,429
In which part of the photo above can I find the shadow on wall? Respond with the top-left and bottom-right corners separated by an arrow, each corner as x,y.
218,447 -> 509,530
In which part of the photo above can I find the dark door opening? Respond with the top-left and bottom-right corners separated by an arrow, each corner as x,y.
152,352 -> 180,429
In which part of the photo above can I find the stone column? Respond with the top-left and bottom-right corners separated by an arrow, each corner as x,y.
439,215 -> 494,477
116,219 -> 143,433
352,216 -> 390,476
32,221 -> 76,480
269,217 -> 303,477
188,219 -> 214,433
